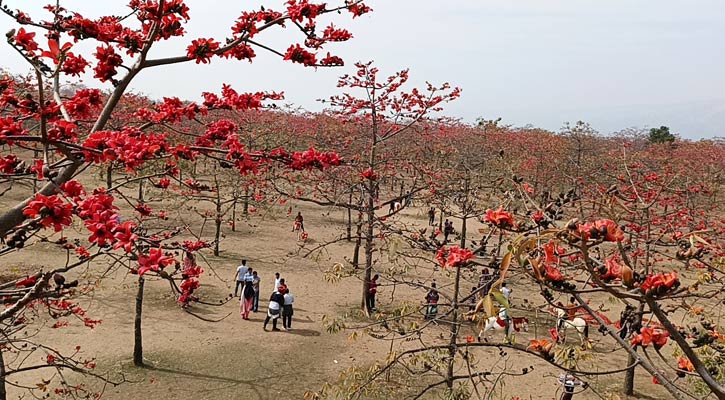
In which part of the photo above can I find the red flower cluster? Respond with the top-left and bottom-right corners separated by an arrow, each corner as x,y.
13,28 -> 38,54
631,327 -> 669,349
61,53 -> 90,77
347,1 -> 372,18
435,246 -> 474,269
360,168 -> 378,180
599,257 -> 622,282
639,271 -> 679,295
223,43 -> 256,62
112,221 -> 138,253
677,357 -> 694,373
284,44 -> 317,66
320,52 -> 344,66
484,207 -> 515,229
286,0 -> 326,23
182,240 -> 209,252
93,45 -> 123,82
82,129 -> 169,171
572,219 -> 624,242
0,154 -> 21,173
137,247 -> 175,276
23,194 -> 73,232
286,147 -> 341,170
201,85 -> 284,110
187,38 -> 220,64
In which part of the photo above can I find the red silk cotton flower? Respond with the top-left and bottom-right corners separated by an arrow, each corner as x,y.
435,246 -> 474,269
639,271 -> 679,295
23,194 -> 73,232
137,247 -> 175,276
484,207 -> 515,229
631,327 -> 669,349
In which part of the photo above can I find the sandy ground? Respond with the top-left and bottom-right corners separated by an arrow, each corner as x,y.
1,193 -> 675,400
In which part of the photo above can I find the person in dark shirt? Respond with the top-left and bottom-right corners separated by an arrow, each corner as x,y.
366,274 -> 379,313
424,283 -> 440,320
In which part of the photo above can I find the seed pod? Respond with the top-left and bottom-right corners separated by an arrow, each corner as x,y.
621,264 -> 634,288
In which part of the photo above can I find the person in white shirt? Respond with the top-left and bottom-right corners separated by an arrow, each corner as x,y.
282,290 -> 295,330
233,260 -> 249,297
273,272 -> 281,292
501,282 -> 512,305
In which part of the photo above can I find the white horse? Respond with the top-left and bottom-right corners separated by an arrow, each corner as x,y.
555,308 -> 589,347
478,316 -> 529,343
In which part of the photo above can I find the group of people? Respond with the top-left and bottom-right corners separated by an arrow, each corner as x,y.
233,261 -> 295,331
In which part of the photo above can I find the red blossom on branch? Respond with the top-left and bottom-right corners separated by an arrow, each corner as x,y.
435,246 -> 474,269
137,247 -> 175,276
484,207 -> 515,229
186,37 -> 220,64
23,194 -> 73,232
631,327 -> 669,349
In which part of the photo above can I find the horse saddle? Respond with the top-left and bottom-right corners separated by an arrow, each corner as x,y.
496,317 -> 506,327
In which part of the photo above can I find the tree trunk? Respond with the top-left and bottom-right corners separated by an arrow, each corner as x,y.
0,345 -> 7,400
352,213 -> 363,269
243,186 -> 249,215
137,179 -> 144,203
346,191 -> 353,241
106,164 -> 112,189
361,198 -> 375,314
214,178 -> 222,257
623,352 -> 636,395
445,260 -> 463,389
460,215 -> 467,249
133,276 -> 145,367
231,198 -> 237,232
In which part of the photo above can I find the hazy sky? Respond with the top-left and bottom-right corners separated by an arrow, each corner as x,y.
1,1 -> 724,139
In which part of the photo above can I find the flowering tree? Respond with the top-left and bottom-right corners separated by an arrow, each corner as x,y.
310,128 -> 724,399
0,0 -> 370,397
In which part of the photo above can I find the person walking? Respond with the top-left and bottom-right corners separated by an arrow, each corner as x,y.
366,274 -> 379,313
282,288 -> 295,330
263,288 -> 285,331
252,271 -> 261,312
233,260 -> 249,297
424,283 -> 440,320
239,278 -> 254,320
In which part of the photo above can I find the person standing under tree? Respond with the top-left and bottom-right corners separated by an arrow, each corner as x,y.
293,211 -> 305,232
273,272 -> 281,293
366,274 -> 379,313
501,282 -> 512,305
424,283 -> 440,320
282,288 -> 295,330
264,288 -> 285,331
428,207 -> 436,226
232,260 -> 249,297
252,271 -> 261,312
239,277 -> 254,320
